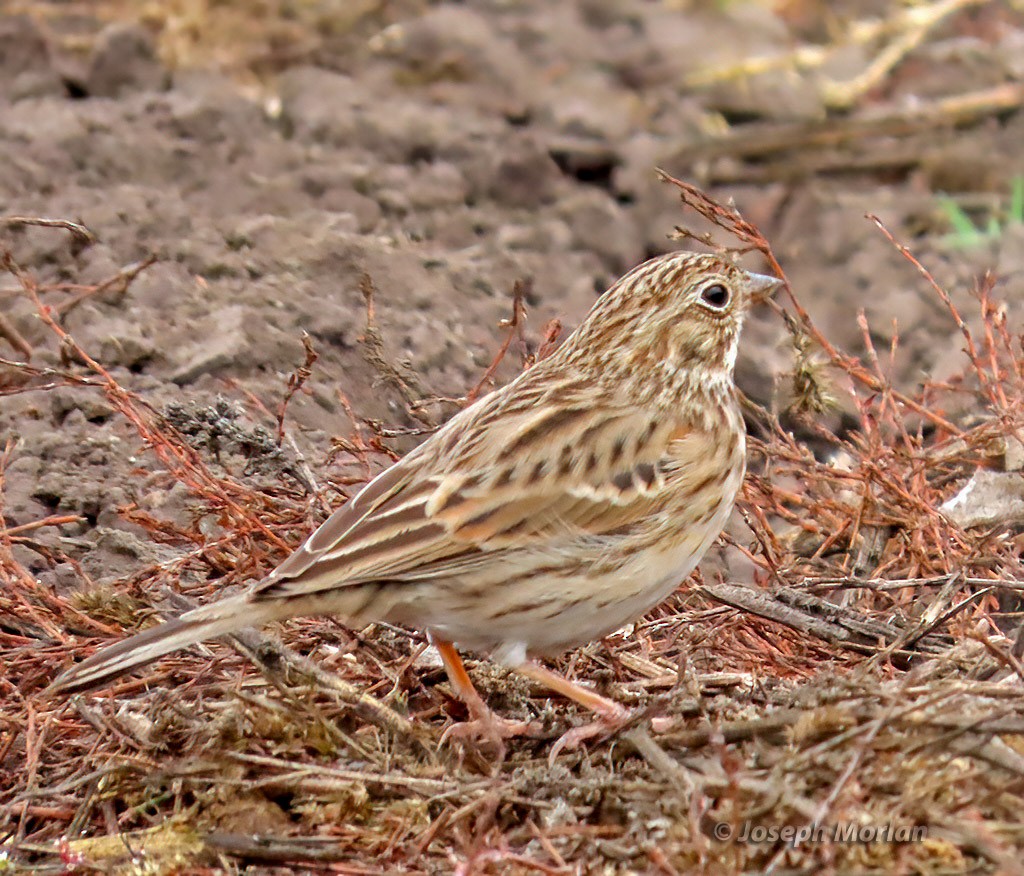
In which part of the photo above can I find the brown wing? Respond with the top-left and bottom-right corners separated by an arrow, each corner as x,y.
252,390 -> 706,601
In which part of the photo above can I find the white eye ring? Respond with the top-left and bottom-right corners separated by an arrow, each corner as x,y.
700,283 -> 730,309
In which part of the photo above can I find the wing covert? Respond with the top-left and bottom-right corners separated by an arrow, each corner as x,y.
252,397 -> 710,599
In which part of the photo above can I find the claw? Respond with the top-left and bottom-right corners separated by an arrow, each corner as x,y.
548,706 -> 632,765
440,715 -> 544,760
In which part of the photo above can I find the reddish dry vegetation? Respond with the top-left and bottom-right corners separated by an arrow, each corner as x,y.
4,181 -> 1024,874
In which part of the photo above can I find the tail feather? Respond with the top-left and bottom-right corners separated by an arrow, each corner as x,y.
47,596 -> 265,696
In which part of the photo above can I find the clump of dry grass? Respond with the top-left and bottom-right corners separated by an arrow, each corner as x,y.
3,186 -> 1024,874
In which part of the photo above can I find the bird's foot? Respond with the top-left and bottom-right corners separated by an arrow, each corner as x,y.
440,713 -> 544,760
548,703 -> 632,765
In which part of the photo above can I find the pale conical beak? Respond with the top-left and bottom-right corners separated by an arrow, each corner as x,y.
744,271 -> 784,303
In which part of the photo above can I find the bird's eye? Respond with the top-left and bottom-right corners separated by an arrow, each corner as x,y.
700,284 -> 730,309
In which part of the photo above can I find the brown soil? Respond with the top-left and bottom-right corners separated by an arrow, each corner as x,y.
4,1 -> 1024,873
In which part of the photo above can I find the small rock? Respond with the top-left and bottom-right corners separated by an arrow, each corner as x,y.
1005,437 -> 1024,472
87,23 -> 167,97
941,470 -> 1024,529
495,219 -> 573,253
277,66 -> 365,144
484,139 -> 563,209
98,325 -> 157,370
129,261 -> 195,310
51,388 -> 116,424
95,527 -> 167,561
0,15 -> 57,99
170,305 -> 248,384
557,189 -> 642,272
165,71 -> 266,143
369,5 -> 530,94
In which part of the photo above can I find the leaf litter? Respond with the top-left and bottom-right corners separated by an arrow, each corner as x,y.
3,183 -> 1024,874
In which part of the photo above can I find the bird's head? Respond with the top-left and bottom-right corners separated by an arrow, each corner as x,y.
564,252 -> 781,400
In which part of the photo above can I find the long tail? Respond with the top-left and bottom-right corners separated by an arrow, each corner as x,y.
46,595 -> 276,696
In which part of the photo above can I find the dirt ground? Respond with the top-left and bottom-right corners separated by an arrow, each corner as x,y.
5,1 -> 1024,873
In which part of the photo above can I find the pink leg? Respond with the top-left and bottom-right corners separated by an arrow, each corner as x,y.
515,661 -> 632,764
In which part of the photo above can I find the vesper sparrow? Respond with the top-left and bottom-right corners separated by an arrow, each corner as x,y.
50,252 -> 780,753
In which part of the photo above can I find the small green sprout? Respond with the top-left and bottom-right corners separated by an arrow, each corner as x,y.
940,176 -> 1024,248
